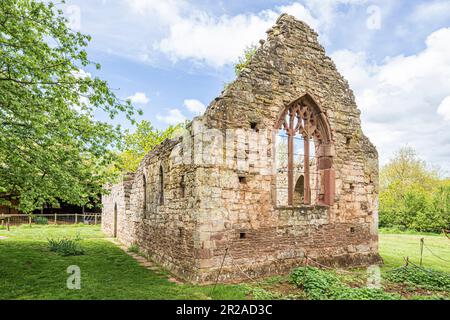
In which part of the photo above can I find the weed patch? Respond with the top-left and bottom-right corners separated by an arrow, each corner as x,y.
33,216 -> 49,225
291,267 -> 400,300
47,234 -> 84,256
386,264 -> 450,292
128,243 -> 140,254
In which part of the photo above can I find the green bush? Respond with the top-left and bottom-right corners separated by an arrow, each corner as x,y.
386,265 -> 450,292
291,267 -> 399,300
47,234 -> 84,256
33,216 -> 48,225
234,45 -> 257,77
291,267 -> 341,300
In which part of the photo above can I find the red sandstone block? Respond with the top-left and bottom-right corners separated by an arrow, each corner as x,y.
210,232 -> 224,240
323,168 -> 336,206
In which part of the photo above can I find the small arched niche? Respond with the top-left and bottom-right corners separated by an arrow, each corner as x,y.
293,175 -> 305,206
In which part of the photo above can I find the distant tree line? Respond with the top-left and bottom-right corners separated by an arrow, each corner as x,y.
379,146 -> 450,233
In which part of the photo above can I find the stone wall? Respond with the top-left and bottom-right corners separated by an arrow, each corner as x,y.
102,138 -> 203,280
102,14 -> 381,283
101,173 -> 134,240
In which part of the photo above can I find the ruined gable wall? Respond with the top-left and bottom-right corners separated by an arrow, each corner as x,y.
193,14 -> 380,282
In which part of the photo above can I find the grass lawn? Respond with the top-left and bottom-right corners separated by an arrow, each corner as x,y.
0,225 -> 449,300
379,231 -> 450,273
0,225 -> 246,300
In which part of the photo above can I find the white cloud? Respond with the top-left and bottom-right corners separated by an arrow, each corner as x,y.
184,99 -> 206,115
146,0 -> 372,67
437,96 -> 450,121
127,92 -> 149,105
156,99 -> 205,126
330,50 -> 377,92
278,2 -> 320,30
332,27 -> 450,170
83,1 -> 368,68
157,108 -> 186,125
150,2 -> 320,67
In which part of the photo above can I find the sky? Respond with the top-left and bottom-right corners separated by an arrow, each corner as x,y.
61,0 -> 450,172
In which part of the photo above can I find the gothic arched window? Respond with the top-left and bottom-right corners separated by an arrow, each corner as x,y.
275,94 -> 334,206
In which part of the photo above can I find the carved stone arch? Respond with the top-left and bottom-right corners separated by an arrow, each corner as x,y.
275,93 -> 332,143
275,93 -> 335,206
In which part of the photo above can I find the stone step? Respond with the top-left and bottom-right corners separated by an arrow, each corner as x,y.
168,277 -> 183,284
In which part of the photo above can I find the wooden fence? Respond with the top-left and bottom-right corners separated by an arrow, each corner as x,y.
0,213 -> 101,228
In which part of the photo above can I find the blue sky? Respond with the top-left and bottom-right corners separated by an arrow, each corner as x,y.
63,0 -> 450,172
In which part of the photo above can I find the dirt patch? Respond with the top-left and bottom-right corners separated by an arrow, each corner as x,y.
266,282 -> 300,296
383,281 -> 447,299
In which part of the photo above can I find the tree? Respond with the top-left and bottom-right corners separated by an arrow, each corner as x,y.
380,146 -> 438,190
379,146 -> 450,232
116,120 -> 185,173
0,0 -> 140,212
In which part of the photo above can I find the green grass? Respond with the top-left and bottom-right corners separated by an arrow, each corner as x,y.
0,225 -> 449,300
379,232 -> 450,273
379,227 -> 447,237
0,225 -> 246,300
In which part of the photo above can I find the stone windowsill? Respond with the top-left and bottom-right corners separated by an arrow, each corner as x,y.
275,204 -> 329,211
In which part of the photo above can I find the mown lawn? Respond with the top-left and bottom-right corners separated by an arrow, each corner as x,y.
0,225 -> 246,300
379,231 -> 450,273
0,225 -> 449,300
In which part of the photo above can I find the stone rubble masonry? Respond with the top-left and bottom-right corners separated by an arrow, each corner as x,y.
102,14 -> 382,283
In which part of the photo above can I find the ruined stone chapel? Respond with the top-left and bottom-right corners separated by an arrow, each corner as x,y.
102,14 -> 381,283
